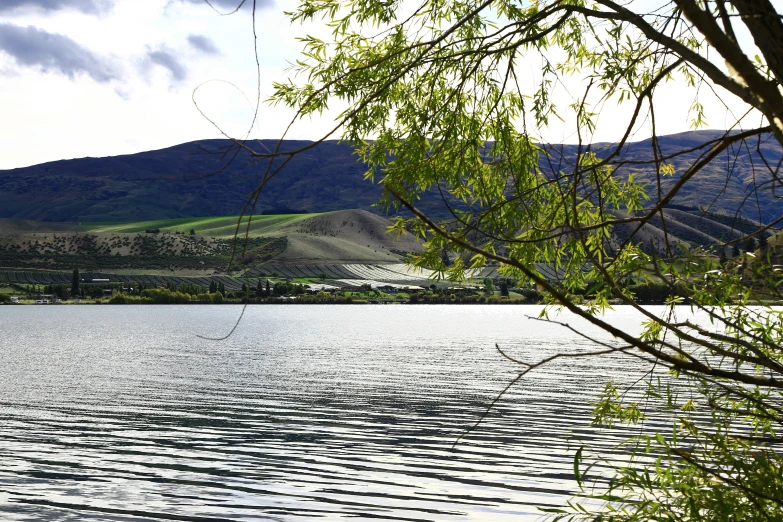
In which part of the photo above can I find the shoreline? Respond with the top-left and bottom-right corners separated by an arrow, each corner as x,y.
8,299 -> 782,306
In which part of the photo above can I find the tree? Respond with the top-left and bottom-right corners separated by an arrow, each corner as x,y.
220,0 -> 783,519
273,281 -> 289,296
483,277 -> 494,296
71,268 -> 79,298
499,280 -> 509,297
759,233 -> 769,251
440,247 -> 451,267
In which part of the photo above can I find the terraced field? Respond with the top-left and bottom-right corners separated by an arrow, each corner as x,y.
0,263 -> 449,292
0,270 -> 248,291
82,214 -> 319,238
246,263 -> 437,281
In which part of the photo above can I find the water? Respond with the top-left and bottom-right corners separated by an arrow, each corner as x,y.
0,305 -> 678,521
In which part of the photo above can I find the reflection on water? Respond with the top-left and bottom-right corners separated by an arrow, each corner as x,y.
0,305 -> 677,521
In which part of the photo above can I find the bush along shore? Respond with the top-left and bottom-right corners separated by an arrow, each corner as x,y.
7,279 -> 777,305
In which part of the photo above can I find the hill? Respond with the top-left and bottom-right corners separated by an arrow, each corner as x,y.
544,130 -> 782,224
0,210 -> 423,272
0,140 -> 373,223
0,131 -> 780,224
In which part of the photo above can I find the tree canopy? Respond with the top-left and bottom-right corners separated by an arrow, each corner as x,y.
219,0 -> 783,519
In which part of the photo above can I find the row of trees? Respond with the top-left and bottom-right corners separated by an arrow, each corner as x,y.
109,288 -> 225,304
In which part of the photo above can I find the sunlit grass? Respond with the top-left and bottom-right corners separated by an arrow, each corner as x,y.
81,213 -> 321,238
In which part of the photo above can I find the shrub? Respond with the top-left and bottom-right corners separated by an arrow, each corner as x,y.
109,293 -> 152,304
140,288 -> 191,304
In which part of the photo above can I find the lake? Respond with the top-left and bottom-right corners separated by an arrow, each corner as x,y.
0,305 -> 673,521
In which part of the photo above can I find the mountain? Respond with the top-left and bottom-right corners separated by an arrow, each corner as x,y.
544,129 -> 782,224
0,140 -> 375,222
0,130 -> 780,224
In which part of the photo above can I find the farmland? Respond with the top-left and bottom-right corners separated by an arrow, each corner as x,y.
2,207 -> 778,306
79,213 -> 318,238
0,209 -> 424,272
0,263 -> 442,292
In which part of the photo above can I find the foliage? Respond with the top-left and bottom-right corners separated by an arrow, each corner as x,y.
71,267 -> 79,297
483,277 -> 494,296
257,0 -> 783,519
2,132 -> 782,224
108,293 -> 153,304
626,281 -> 689,304
106,288 -> 226,304
140,288 -> 193,304
0,232 -> 287,272
272,281 -> 307,296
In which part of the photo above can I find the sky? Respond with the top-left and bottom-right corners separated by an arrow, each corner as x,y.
0,0 -> 758,170
0,0 -> 333,169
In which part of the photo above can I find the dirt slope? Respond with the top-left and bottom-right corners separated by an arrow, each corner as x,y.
263,209 -> 423,264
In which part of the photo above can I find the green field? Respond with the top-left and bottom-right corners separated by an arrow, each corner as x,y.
82,213 -> 321,238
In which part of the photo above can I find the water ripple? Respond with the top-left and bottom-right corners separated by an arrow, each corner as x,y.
0,305 -> 694,521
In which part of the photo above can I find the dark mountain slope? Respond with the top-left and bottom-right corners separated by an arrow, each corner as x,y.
0,140 -> 378,222
544,130 -> 782,223
0,131 -> 780,224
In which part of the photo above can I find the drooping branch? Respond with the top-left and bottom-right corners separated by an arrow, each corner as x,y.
386,185 -> 783,390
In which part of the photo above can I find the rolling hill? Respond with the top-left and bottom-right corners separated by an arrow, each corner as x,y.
0,131 -> 779,270
564,130 -> 782,223
0,130 -> 780,224
0,210 -> 424,272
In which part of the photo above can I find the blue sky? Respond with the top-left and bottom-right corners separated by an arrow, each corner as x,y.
0,0 -> 756,169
